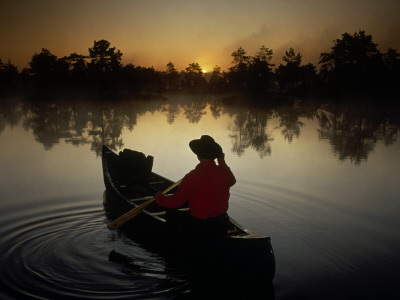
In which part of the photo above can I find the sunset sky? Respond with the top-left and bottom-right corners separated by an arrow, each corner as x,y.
1,0 -> 400,72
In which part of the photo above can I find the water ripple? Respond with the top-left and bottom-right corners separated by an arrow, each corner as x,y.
0,197 -> 188,299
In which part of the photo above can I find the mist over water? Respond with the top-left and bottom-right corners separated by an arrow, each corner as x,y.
1,94 -> 399,299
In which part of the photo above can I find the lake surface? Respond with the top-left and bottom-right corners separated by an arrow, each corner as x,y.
0,94 -> 399,299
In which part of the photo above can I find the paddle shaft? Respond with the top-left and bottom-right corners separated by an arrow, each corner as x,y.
107,179 -> 182,230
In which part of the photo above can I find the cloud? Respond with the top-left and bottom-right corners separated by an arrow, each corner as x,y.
223,24 -> 338,67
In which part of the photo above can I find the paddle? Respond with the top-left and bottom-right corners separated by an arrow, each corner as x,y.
107,179 -> 182,230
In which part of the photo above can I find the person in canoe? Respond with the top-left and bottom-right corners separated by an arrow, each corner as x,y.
154,135 -> 236,236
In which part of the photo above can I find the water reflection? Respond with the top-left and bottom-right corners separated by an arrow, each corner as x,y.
1,94 -> 400,299
229,110 -> 273,158
0,95 -> 398,164
278,105 -> 305,143
182,100 -> 207,123
316,101 -> 400,164
160,102 -> 180,124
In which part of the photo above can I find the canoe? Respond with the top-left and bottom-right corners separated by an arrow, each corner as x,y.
102,145 -> 275,281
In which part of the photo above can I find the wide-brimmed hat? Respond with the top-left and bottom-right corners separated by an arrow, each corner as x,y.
189,135 -> 222,159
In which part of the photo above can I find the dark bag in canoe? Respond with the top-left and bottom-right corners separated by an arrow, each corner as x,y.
115,149 -> 154,184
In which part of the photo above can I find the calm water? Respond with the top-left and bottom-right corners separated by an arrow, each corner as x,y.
0,94 -> 399,299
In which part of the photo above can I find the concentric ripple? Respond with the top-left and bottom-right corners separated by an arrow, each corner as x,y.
0,196 -> 188,299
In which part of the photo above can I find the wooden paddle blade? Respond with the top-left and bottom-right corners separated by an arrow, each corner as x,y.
107,179 -> 182,230
107,199 -> 154,230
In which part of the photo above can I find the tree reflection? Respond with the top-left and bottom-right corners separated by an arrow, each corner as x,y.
160,102 -> 180,125
209,99 -> 224,119
316,102 -> 399,165
91,108 -> 124,155
17,99 -> 144,156
182,100 -> 207,123
0,95 -> 398,164
0,100 -> 23,132
276,106 -> 304,143
23,102 -> 70,150
229,110 -> 273,158
230,111 -> 249,156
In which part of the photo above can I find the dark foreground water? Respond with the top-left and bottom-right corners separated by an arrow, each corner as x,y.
0,94 -> 399,299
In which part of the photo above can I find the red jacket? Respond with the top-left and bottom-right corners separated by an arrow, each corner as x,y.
155,158 -> 236,218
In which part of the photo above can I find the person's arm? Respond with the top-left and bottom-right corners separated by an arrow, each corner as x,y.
217,153 -> 236,186
217,152 -> 226,166
155,174 -> 193,208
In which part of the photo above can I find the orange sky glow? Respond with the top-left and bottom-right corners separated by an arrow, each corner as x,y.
1,0 -> 399,72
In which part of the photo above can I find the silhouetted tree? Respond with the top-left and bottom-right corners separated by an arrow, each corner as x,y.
63,53 -> 88,84
88,40 -> 122,73
227,46 -> 275,95
382,48 -> 400,94
136,66 -> 163,93
29,48 -> 57,78
276,48 -> 302,91
228,47 -> 250,92
164,61 -> 180,91
276,48 -> 318,95
0,59 -> 19,92
299,63 -> 318,94
181,62 -> 207,92
247,45 -> 275,94
319,30 -> 383,94
29,48 -> 69,87
5,31 -> 399,99
119,64 -> 139,91
208,65 -> 226,92
121,64 -> 162,93
231,47 -> 250,67
88,40 -> 123,89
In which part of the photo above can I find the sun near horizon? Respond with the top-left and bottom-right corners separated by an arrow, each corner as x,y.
1,1 -> 400,72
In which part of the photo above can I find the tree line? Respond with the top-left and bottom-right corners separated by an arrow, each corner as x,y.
1,30 -> 399,99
